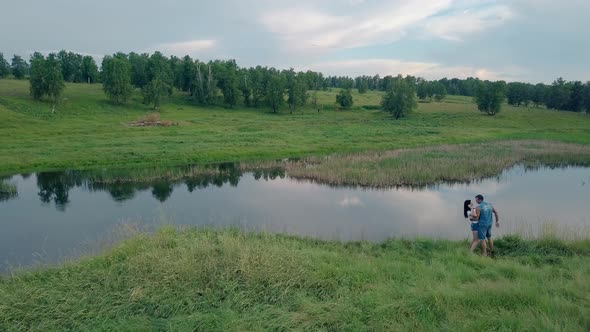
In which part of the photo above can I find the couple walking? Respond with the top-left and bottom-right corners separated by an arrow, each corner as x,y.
464,195 -> 499,256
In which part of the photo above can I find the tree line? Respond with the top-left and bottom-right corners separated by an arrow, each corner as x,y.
1,50 -> 589,116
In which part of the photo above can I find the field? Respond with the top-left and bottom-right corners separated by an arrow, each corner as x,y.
1,228 -> 589,331
2,79 -> 590,331
1,79 -> 590,175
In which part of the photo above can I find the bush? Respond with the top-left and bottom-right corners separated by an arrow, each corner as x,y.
381,78 -> 417,119
336,89 -> 353,108
475,81 -> 506,116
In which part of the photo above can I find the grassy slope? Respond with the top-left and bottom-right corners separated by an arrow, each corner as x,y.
1,228 -> 589,331
1,79 -> 590,175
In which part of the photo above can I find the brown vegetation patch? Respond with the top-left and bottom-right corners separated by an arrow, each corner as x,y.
242,140 -> 590,187
128,113 -> 177,127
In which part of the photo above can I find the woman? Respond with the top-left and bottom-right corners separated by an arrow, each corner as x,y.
463,200 -> 478,249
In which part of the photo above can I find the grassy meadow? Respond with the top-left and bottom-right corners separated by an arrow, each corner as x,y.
1,228 -> 589,331
2,79 -> 590,330
1,79 -> 590,175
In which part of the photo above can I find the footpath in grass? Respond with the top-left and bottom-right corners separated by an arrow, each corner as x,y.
1,79 -> 590,174
1,228 -> 589,331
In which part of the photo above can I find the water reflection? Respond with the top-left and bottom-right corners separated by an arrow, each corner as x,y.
37,171 -> 76,210
0,176 -> 18,202
3,164 -> 287,209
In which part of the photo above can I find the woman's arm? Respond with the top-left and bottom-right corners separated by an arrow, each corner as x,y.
493,207 -> 500,227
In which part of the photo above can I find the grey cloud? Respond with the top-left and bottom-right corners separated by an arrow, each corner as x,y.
0,0 -> 588,82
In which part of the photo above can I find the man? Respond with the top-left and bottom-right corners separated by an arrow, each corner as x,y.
470,194 -> 499,256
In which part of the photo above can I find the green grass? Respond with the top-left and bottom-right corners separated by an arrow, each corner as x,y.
1,228 -> 589,331
1,79 -> 590,175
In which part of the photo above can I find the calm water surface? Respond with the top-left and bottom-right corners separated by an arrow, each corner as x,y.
1,165 -> 589,272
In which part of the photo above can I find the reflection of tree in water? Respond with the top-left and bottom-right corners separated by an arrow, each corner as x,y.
253,168 -> 286,181
88,182 -> 144,202
151,181 -> 174,202
186,163 -> 242,191
36,171 -> 83,211
23,163 -> 287,207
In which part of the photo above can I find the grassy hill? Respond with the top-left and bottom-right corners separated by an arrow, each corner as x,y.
1,228 -> 589,331
1,79 -> 590,175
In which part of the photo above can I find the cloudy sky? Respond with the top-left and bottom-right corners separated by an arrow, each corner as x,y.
1,0 -> 588,83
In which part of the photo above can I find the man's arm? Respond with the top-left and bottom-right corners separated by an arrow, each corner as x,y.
493,207 -> 500,227
472,207 -> 481,221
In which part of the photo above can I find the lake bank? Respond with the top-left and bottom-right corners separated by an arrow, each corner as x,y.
1,228 -> 589,331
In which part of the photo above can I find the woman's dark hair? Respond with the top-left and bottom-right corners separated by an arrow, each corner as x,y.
463,200 -> 471,218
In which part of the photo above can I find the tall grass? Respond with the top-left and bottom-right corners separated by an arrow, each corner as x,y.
0,180 -> 17,200
0,228 -> 588,331
276,140 -> 590,187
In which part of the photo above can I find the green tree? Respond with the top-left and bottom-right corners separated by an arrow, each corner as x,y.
432,81 -> 447,101
416,80 -> 430,100
381,77 -> 417,119
266,70 -> 285,113
357,79 -> 369,94
250,66 -> 268,107
81,56 -> 99,83
336,88 -> 353,108
57,50 -> 83,82
214,60 -> 240,108
506,82 -> 533,106
128,52 -> 149,88
0,53 -> 10,78
178,55 -> 194,93
192,61 -> 216,105
142,76 -> 172,110
568,81 -> 584,112
29,53 -> 65,112
44,54 -> 66,112
29,52 -> 46,100
286,69 -> 307,113
145,52 -> 171,82
582,82 -> 590,115
11,55 -> 28,79
475,81 -> 506,116
546,78 -> 573,110
532,83 -> 547,107
310,91 -> 319,111
143,52 -> 173,108
238,68 -> 252,106
101,56 -> 133,104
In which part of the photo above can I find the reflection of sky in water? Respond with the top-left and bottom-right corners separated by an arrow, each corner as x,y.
1,166 -> 589,271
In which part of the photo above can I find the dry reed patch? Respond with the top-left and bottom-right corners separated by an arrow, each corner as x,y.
272,140 -> 590,187
128,113 -> 177,127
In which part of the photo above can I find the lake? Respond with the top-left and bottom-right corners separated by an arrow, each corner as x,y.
1,164 -> 589,273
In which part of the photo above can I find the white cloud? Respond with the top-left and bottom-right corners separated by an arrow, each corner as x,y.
304,58 -> 522,81
260,0 -> 453,52
339,196 -> 364,207
424,5 -> 515,41
154,39 -> 216,57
